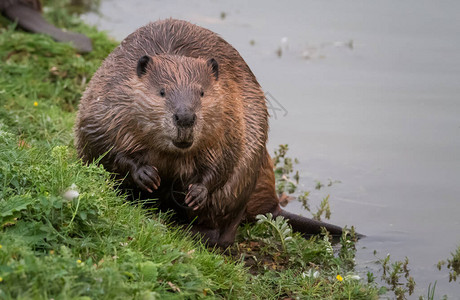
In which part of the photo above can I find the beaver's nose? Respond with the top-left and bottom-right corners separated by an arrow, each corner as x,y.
173,112 -> 196,128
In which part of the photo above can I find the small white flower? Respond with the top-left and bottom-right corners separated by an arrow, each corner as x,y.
63,190 -> 79,201
63,184 -> 79,201
345,274 -> 361,281
302,269 -> 319,279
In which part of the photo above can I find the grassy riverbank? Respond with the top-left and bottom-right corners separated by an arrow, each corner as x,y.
0,3 -> 384,299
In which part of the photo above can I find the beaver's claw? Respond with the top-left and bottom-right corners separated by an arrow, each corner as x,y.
132,165 -> 161,193
185,183 -> 208,210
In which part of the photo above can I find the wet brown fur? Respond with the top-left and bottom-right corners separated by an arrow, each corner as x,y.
75,19 -> 343,247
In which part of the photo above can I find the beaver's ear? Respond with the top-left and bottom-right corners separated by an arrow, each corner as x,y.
137,55 -> 150,77
207,58 -> 218,81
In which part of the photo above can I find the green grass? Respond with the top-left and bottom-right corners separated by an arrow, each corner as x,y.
0,134 -> 246,299
0,2 -> 384,299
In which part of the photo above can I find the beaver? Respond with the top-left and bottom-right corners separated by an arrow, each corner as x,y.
75,19 -> 344,248
1,0 -> 92,53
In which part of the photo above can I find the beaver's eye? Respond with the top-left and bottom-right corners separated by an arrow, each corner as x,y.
200,90 -> 204,97
160,88 -> 165,97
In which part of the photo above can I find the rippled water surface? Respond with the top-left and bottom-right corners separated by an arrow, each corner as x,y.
82,1 -> 460,297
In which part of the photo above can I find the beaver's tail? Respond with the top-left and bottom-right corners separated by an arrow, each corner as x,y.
277,208 -> 344,236
2,1 -> 92,53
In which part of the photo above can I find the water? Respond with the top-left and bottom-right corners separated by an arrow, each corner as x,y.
81,1 -> 460,297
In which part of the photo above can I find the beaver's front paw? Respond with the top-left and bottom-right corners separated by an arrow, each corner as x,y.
131,165 -> 161,193
185,183 -> 208,210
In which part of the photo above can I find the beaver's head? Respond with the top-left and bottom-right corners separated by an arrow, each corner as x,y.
132,54 -> 221,153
